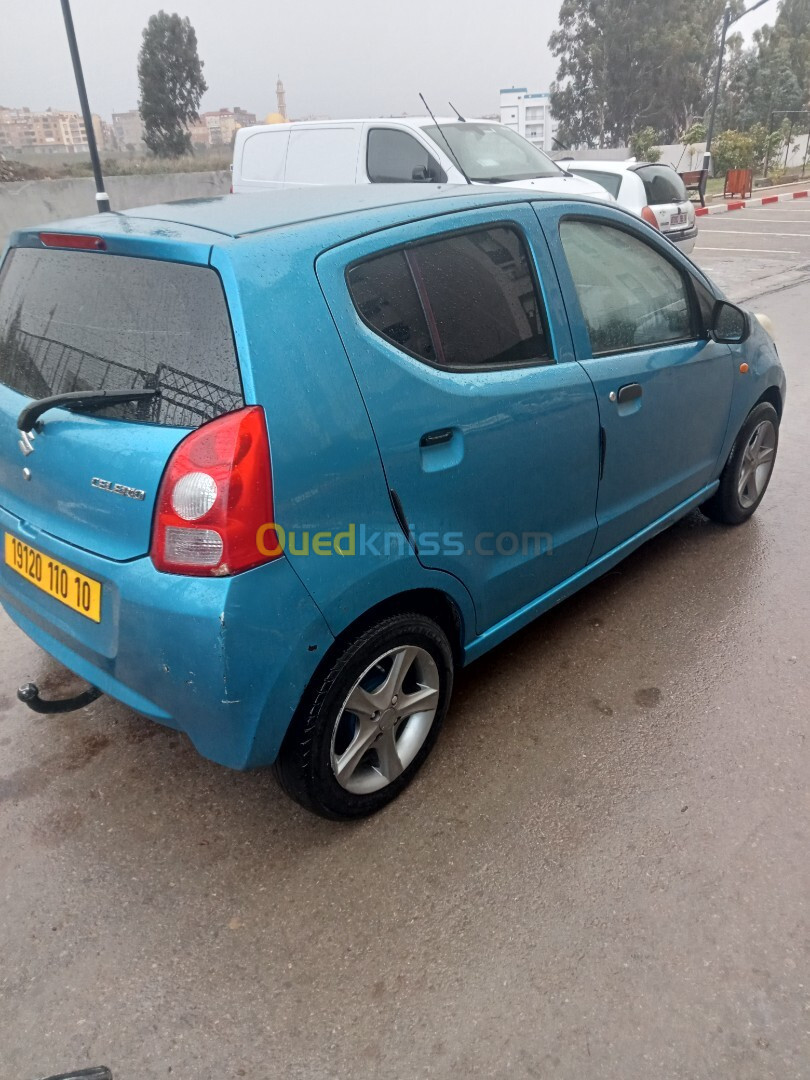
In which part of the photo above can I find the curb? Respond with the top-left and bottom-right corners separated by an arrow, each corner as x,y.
696,189 -> 809,216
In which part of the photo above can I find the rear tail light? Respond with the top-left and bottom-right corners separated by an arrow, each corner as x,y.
151,406 -> 279,576
39,232 -> 106,250
641,206 -> 660,230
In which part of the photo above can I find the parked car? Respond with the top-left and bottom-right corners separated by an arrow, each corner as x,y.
0,186 -> 783,819
231,117 -> 613,202
560,159 -> 698,253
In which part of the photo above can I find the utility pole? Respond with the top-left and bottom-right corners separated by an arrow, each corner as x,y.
60,0 -> 110,213
704,0 -> 772,175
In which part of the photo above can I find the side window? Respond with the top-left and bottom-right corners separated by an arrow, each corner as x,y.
559,220 -> 695,355
347,226 -> 552,370
286,128 -> 359,183
367,129 -> 446,183
345,251 -> 436,362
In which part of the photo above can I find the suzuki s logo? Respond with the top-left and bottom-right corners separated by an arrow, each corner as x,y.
18,430 -> 35,456
91,477 -> 147,501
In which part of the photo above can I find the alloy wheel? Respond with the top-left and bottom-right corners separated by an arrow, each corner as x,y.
330,645 -> 440,795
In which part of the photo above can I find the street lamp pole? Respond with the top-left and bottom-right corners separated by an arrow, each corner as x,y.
704,0 -> 772,174
705,6 -> 732,165
60,0 -> 110,213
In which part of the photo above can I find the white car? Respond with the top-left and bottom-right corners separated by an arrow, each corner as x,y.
561,160 -> 698,254
231,117 -> 612,202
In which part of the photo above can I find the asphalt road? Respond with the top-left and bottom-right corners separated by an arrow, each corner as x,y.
1,207 -> 809,1080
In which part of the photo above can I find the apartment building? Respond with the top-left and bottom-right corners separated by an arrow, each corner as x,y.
111,109 -> 145,151
499,88 -> 557,153
0,107 -> 104,154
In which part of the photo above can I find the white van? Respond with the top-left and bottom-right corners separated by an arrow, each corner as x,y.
231,117 -> 612,201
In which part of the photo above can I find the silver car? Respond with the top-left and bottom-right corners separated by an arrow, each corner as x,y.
561,160 -> 698,254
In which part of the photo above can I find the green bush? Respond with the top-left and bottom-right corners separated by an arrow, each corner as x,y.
712,130 -> 756,174
629,127 -> 661,163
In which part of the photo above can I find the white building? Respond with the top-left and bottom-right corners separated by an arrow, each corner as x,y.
499,88 -> 557,153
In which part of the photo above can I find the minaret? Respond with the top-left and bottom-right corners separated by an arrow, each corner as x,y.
276,77 -> 287,120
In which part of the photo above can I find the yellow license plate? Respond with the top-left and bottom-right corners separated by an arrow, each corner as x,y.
4,533 -> 102,622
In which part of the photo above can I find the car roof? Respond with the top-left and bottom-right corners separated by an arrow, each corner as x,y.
97,185 -> 588,241
10,185 -> 632,262
238,117 -> 492,134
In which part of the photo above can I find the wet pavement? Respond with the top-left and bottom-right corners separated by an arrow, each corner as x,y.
1,209 -> 809,1080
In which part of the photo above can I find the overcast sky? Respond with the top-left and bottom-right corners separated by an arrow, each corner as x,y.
0,0 -> 781,122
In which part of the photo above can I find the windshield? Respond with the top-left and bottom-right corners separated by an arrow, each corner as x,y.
422,122 -> 563,182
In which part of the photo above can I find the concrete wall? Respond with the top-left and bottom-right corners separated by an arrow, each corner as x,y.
0,170 -> 230,249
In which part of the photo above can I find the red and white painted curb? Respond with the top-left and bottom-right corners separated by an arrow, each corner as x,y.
696,189 -> 809,216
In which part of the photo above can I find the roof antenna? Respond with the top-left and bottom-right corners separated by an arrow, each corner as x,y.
448,101 -> 466,122
419,92 -> 472,184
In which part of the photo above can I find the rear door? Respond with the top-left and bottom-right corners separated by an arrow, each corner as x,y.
0,241 -> 244,561
317,204 -> 601,633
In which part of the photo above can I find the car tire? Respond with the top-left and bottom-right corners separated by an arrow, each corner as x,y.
274,613 -> 454,820
700,401 -> 779,525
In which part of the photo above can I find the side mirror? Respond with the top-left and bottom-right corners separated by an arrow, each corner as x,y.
412,166 -> 432,182
710,300 -> 749,345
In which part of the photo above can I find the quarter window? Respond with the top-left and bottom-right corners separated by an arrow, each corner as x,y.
367,129 -> 446,183
347,226 -> 551,370
559,220 -> 694,355
346,250 -> 436,362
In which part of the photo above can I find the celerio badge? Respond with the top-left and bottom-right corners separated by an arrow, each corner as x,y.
91,477 -> 147,501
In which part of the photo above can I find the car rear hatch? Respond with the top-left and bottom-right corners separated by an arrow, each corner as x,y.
632,163 -> 695,236
0,233 -> 244,562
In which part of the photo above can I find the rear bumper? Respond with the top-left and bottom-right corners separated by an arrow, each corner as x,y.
664,224 -> 698,254
0,504 -> 334,769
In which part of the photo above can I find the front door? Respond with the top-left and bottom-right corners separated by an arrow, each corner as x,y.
316,205 -> 601,633
542,209 -> 734,559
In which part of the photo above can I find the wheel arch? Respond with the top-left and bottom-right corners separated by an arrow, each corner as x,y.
755,384 -> 783,419
327,588 -> 466,670
272,587 -> 465,765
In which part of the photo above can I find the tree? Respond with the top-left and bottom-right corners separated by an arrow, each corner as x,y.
681,121 -> 707,145
629,127 -> 661,162
138,11 -> 207,158
549,0 -> 737,147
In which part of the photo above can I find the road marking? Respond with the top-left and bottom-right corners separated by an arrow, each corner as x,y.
696,230 -> 810,237
695,246 -> 800,254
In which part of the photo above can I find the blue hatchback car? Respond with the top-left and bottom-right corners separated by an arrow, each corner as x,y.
0,186 -> 785,818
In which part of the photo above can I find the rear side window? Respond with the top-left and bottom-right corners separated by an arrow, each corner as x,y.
367,129 -> 446,183
635,165 -> 687,205
568,168 -> 622,199
285,128 -> 358,183
241,129 -> 289,183
347,226 -> 551,370
345,250 -> 436,362
0,248 -> 243,427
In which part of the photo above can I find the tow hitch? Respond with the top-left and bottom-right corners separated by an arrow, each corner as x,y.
17,681 -> 102,714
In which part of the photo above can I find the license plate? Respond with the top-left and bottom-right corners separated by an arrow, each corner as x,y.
670,212 -> 688,226
4,533 -> 102,622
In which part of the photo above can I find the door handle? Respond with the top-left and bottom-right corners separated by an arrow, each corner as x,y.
615,382 -> 642,404
420,428 -> 453,447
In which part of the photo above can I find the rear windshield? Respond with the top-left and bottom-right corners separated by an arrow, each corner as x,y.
568,168 -> 623,199
634,165 -> 687,205
0,248 -> 243,428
